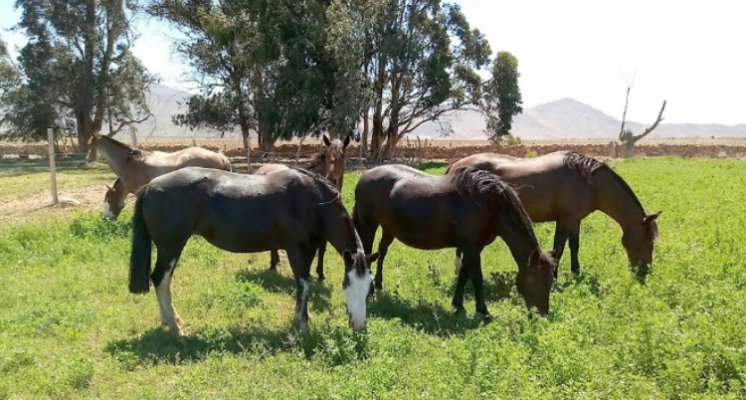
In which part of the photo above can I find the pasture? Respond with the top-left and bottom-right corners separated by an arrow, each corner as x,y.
1,157 -> 745,399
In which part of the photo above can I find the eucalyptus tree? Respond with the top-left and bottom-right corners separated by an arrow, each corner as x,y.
3,0 -> 154,150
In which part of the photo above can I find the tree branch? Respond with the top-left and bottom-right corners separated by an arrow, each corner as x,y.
633,99 -> 666,141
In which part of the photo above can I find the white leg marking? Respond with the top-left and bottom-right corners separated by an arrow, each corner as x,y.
344,269 -> 373,331
156,269 -> 181,334
103,202 -> 115,219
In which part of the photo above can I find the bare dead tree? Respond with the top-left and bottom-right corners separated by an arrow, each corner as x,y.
618,84 -> 667,158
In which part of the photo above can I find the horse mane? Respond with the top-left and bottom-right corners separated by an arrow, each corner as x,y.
100,134 -> 151,161
562,152 -> 645,212
452,166 -> 539,245
305,150 -> 326,173
289,166 -> 341,203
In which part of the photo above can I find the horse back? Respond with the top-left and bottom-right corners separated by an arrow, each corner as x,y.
140,167 -> 321,253
452,152 -> 596,222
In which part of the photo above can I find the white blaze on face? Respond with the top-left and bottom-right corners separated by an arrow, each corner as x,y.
344,268 -> 372,331
103,201 -> 115,219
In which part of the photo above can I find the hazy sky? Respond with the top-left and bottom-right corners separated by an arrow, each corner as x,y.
1,0 -> 744,125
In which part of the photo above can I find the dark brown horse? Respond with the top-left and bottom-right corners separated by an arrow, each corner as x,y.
447,151 -> 660,277
254,134 -> 351,279
353,165 -> 556,317
89,132 -> 232,219
129,167 -> 377,334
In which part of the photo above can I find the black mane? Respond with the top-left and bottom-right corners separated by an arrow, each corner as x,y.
452,166 -> 538,245
562,151 -> 644,212
290,166 -> 341,201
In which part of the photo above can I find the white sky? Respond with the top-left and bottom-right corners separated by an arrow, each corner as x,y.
1,0 -> 745,125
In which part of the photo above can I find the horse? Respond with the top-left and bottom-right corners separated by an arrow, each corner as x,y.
88,132 -> 232,219
352,164 -> 557,317
254,134 -> 351,280
128,166 -> 378,334
446,151 -> 660,278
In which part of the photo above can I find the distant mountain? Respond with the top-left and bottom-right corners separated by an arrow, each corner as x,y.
410,98 -> 746,140
135,85 -> 746,140
137,84 -> 238,138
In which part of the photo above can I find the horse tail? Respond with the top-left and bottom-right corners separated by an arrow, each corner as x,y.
220,153 -> 233,172
129,189 -> 152,294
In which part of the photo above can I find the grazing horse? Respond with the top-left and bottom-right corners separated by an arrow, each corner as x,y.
353,165 -> 557,317
88,132 -> 232,219
255,134 -> 351,280
447,151 -> 660,277
129,167 -> 377,334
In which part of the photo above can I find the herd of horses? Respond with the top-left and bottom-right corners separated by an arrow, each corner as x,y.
87,132 -> 659,334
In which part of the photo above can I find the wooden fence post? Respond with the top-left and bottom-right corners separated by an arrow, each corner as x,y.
47,127 -> 58,205
130,126 -> 138,148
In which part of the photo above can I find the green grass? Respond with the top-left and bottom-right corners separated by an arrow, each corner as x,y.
0,158 -> 113,201
1,157 -> 746,399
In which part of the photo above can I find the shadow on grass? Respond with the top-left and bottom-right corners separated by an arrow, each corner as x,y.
106,323 -> 368,368
235,268 -> 332,313
367,291 -> 484,337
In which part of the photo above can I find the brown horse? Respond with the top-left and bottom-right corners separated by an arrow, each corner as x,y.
129,167 -> 378,334
447,151 -> 660,277
353,165 -> 556,317
88,132 -> 232,219
255,134 -> 351,280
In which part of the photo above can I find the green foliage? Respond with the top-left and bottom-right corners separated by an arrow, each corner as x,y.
363,1 -> 492,160
1,0 -> 155,147
484,51 -> 523,143
1,158 -> 746,398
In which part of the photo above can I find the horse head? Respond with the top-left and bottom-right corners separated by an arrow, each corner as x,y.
320,134 -> 351,189
103,179 -> 127,219
622,211 -> 661,277
516,249 -> 557,315
342,250 -> 378,331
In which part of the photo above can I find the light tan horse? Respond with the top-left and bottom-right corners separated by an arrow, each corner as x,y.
447,151 -> 660,278
254,134 -> 351,280
88,132 -> 232,218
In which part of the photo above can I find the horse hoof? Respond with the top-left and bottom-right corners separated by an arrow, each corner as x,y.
478,312 -> 493,323
453,306 -> 466,316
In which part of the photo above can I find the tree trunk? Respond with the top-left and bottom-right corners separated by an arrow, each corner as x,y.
361,109 -> 369,159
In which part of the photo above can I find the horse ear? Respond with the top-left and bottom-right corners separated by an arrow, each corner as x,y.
643,211 -> 661,225
343,135 -> 351,148
343,250 -> 354,265
106,185 -> 113,191
323,134 -> 332,147
367,252 -> 379,264
528,249 -> 540,266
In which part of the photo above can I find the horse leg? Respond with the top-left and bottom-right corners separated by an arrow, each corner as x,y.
374,229 -> 395,291
569,226 -> 581,276
464,249 -> 490,319
451,254 -> 471,314
285,244 -> 314,333
316,242 -> 326,281
268,250 -> 280,271
551,222 -> 573,278
151,245 -> 185,336
454,249 -> 464,275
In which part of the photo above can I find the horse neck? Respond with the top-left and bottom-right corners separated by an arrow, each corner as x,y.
494,205 -> 539,270
594,168 -> 646,231
322,202 -> 361,255
97,138 -> 131,175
